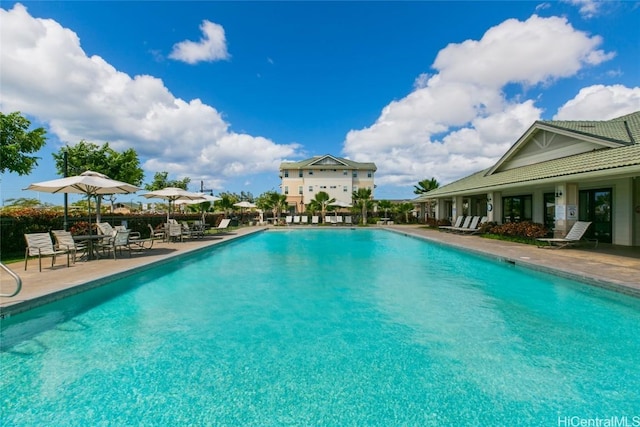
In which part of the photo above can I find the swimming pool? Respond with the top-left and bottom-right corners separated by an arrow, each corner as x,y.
2,229 -> 639,425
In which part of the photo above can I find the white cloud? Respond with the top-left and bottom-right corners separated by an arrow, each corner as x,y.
554,85 -> 640,120
561,0 -> 602,19
169,19 -> 230,64
0,4 -> 300,189
343,14 -> 619,188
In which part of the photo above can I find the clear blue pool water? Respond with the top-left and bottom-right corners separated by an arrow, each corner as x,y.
2,229 -> 639,425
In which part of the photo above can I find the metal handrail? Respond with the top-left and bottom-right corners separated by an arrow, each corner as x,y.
0,262 -> 22,297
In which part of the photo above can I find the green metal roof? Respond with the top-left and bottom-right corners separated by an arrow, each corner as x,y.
541,111 -> 639,144
280,154 -> 377,171
418,111 -> 640,200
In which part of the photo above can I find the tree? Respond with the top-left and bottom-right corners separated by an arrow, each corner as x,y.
0,112 -> 47,175
217,192 -> 238,218
413,177 -> 440,194
52,140 -> 144,221
396,202 -> 415,223
144,171 -> 190,191
376,200 -> 393,221
257,191 -> 288,222
352,188 -> 373,225
2,197 -> 50,208
414,177 -> 440,221
307,191 -> 334,224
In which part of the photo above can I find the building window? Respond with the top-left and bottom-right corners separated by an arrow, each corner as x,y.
502,195 -> 532,223
330,185 -> 337,189
320,185 -> 327,189
309,171 -> 313,175
298,170 -> 303,177
343,187 -> 348,192
284,186 -> 289,195
367,171 -> 372,178
284,170 -> 289,178
353,171 -> 358,178
308,186 -> 313,192
298,186 -> 303,195
343,171 -> 348,175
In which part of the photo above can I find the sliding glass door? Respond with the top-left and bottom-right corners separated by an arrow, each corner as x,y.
579,188 -> 612,243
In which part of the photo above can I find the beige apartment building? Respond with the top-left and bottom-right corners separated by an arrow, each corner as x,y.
279,155 -> 377,213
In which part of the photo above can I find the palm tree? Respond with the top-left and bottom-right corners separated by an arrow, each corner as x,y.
352,188 -> 373,225
396,202 -> 415,223
257,191 -> 289,223
413,177 -> 440,194
376,200 -> 393,222
308,191 -> 334,224
414,177 -> 440,221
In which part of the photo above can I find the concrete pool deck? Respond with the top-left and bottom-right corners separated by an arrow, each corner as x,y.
1,224 -> 639,316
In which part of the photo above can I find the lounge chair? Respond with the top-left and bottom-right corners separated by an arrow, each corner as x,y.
300,216 -> 309,225
537,221 -> 594,248
345,216 -> 353,225
336,216 -> 343,225
452,216 -> 480,233
293,216 -> 301,225
311,216 -> 319,225
24,233 -> 70,271
285,216 -> 293,226
443,216 -> 471,232
439,216 -> 464,232
52,229 -> 87,263
215,218 -> 232,233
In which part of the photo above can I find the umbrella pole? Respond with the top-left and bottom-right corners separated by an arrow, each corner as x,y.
87,194 -> 92,236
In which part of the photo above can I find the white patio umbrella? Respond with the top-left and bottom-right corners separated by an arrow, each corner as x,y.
329,200 -> 352,220
233,201 -> 257,209
233,201 -> 257,224
175,193 -> 222,222
142,187 -> 206,221
26,170 -> 140,235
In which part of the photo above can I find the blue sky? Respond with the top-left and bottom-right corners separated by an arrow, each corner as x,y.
1,1 -> 639,206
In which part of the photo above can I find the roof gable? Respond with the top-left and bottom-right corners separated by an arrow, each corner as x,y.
486,111 -> 639,176
308,155 -> 350,167
280,154 -> 377,171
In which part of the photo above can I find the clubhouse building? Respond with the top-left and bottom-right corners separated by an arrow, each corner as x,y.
415,111 -> 640,247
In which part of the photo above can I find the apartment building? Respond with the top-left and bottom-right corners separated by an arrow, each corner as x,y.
279,155 -> 377,213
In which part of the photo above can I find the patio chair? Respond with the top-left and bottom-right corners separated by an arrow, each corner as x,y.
167,223 -> 183,242
345,216 -> 353,225
52,229 -> 87,263
537,221 -> 594,248
336,216 -> 343,225
311,216 -> 319,225
214,218 -> 232,233
99,229 -> 133,259
148,224 -> 166,241
300,216 -> 309,225
24,233 -> 70,271
285,216 -> 293,226
293,216 -> 301,224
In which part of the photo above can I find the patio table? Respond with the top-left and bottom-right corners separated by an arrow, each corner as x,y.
73,234 -> 106,261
